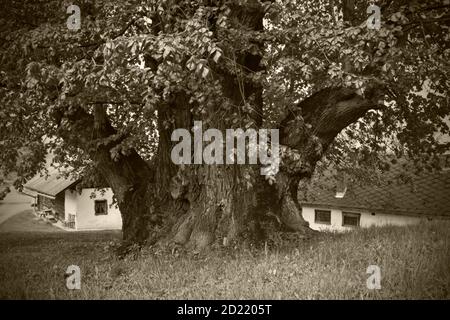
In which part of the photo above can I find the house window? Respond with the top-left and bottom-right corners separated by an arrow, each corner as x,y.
315,210 -> 331,224
342,212 -> 361,227
95,200 -> 108,215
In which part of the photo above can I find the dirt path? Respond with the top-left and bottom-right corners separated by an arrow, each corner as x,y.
0,210 -> 64,233
0,188 -> 33,225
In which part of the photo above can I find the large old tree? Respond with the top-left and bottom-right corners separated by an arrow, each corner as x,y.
1,0 -> 449,251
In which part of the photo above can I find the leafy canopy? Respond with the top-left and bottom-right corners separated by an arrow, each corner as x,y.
0,0 -> 449,188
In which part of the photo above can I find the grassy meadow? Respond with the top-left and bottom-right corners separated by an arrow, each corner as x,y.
0,218 -> 448,299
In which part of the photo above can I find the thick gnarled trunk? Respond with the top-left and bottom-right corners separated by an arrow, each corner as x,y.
54,87 -> 381,252
141,84 -> 382,251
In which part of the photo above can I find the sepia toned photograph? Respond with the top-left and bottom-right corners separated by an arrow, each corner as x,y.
0,0 -> 449,303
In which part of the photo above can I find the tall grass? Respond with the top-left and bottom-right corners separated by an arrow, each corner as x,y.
0,221 -> 448,299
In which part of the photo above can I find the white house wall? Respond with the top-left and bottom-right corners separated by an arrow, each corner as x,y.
64,189 -> 77,218
66,188 -> 122,230
301,206 -> 422,232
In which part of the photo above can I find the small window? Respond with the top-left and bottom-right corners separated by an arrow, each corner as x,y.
315,210 -> 331,224
342,212 -> 360,227
95,200 -> 108,215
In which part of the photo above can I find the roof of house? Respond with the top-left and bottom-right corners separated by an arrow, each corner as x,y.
299,164 -> 450,218
24,168 -> 78,198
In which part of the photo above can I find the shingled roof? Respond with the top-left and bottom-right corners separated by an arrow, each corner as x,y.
24,168 -> 78,198
300,162 -> 450,218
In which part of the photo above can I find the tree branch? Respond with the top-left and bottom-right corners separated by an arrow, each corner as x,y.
278,86 -> 384,176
